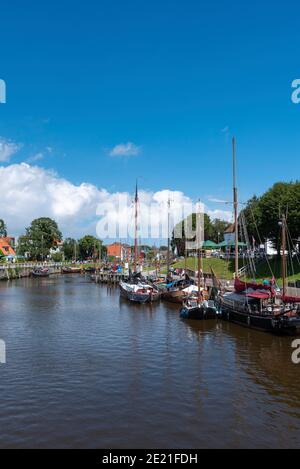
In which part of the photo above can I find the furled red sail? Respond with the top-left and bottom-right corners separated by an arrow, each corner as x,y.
234,278 -> 276,297
281,295 -> 300,304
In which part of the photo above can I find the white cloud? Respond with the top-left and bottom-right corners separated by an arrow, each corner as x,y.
0,137 -> 21,162
27,152 -> 44,163
206,209 -> 233,222
0,163 -> 230,239
109,142 -> 141,157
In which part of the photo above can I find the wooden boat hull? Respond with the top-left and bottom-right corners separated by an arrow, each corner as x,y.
180,305 -> 218,320
62,268 -> 82,274
161,290 -> 185,304
31,270 -> 50,278
220,302 -> 300,335
120,283 -> 160,304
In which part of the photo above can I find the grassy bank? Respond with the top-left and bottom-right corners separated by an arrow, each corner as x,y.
172,257 -> 238,280
171,256 -> 300,284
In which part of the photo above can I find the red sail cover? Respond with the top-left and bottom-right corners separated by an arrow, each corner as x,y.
234,278 -> 276,297
246,292 -> 272,300
281,295 -> 300,303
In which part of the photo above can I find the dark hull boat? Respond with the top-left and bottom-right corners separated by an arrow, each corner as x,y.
161,277 -> 194,304
219,289 -> 300,336
161,289 -> 185,304
85,267 -> 96,273
62,267 -> 82,274
217,138 -> 300,335
120,281 -> 160,304
180,299 -> 219,320
31,268 -> 50,278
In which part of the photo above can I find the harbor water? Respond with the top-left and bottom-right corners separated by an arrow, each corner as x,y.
0,274 -> 299,448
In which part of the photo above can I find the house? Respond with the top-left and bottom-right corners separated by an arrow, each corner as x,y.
50,239 -> 64,255
107,242 -> 131,261
0,236 -> 16,260
224,223 -> 235,245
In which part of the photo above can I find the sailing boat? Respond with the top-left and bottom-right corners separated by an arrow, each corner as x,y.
180,203 -> 219,319
219,138 -> 300,335
161,197 -> 194,303
119,182 -> 160,304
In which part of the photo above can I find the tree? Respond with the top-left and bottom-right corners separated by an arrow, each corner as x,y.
0,249 -> 5,262
241,182 -> 300,254
17,217 -> 62,261
63,238 -> 77,260
210,219 -> 230,244
171,213 -> 217,256
78,235 -> 106,261
0,219 -> 7,237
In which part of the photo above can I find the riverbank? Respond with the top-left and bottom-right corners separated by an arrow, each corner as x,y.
0,262 -> 82,280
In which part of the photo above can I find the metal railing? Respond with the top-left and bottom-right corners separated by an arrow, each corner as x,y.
0,262 -> 69,270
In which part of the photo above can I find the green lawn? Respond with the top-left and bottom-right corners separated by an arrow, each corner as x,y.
172,256 -> 300,284
172,257 -> 238,280
254,257 -> 300,286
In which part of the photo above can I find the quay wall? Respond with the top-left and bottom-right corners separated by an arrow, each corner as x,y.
0,263 -> 67,281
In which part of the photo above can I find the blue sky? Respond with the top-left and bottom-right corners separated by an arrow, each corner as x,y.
0,0 -> 300,237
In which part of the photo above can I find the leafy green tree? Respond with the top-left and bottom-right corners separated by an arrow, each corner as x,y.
240,195 -> 262,242
63,238 -> 77,260
172,213 -> 216,256
210,219 -> 230,243
17,217 -> 62,261
78,235 -> 106,261
0,249 -> 6,262
242,182 -> 300,254
51,252 -> 64,262
0,219 -> 7,237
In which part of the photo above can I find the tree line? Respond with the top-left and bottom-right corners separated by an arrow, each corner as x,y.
172,181 -> 300,256
172,214 -> 229,256
241,181 -> 300,253
16,217 -> 107,261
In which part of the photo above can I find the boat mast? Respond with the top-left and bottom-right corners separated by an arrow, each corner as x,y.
167,197 -> 171,278
134,181 -> 138,273
281,214 -> 287,299
197,201 -> 203,303
232,137 -> 239,278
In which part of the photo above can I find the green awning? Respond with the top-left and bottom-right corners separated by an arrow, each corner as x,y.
203,240 -> 218,249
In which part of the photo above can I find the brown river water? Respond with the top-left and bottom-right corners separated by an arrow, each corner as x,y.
0,274 -> 299,448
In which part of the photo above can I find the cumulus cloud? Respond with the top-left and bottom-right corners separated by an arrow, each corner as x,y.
206,209 -> 233,222
0,163 -> 230,240
0,137 -> 22,162
109,142 -> 141,157
0,164 -> 190,239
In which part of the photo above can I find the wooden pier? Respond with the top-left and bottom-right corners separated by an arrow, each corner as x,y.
92,272 -> 127,284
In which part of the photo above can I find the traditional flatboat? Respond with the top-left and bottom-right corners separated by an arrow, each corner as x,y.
219,284 -> 300,335
31,267 -> 50,278
119,183 -> 161,304
179,205 -> 220,320
120,281 -> 160,304
180,298 -> 219,320
160,277 -> 194,303
62,266 -> 82,274
218,138 -> 300,335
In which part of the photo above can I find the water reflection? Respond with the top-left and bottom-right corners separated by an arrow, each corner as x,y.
0,275 -> 299,448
